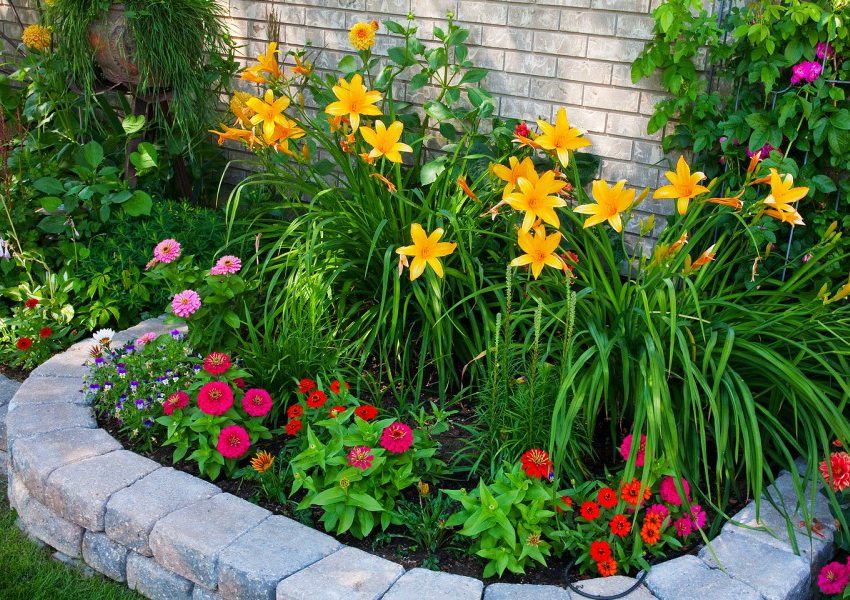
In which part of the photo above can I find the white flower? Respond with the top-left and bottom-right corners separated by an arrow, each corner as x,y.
92,328 -> 116,345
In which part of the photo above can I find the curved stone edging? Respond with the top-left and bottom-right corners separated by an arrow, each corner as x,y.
2,317 -> 834,600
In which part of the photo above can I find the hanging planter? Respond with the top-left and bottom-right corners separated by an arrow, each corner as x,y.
86,3 -> 145,86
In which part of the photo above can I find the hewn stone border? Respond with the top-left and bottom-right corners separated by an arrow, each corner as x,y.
2,317 -> 835,600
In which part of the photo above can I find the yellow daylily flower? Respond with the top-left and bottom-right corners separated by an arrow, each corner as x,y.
209,124 -> 256,147
255,42 -> 282,78
510,226 -> 566,279
504,169 -> 567,232
573,179 -> 635,233
395,224 -> 457,281
492,156 -> 537,197
360,120 -> 412,163
292,54 -> 313,76
240,68 -> 268,85
246,90 -> 292,141
535,108 -> 592,167
260,118 -> 306,153
654,156 -> 710,215
691,244 -> 717,270
325,73 -> 382,132
765,207 -> 805,226
229,91 -> 255,128
761,169 -> 809,212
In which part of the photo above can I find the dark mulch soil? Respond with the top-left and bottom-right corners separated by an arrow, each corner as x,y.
0,363 -> 30,382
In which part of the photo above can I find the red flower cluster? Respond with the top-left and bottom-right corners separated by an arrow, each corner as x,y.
520,448 -> 553,479
24,298 -> 39,309
355,404 -> 378,420
306,390 -> 327,408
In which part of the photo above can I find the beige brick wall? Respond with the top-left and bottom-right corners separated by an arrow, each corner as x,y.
1,0 -> 677,226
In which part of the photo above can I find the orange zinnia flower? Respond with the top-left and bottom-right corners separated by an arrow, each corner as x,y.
250,450 -> 275,473
640,521 -> 662,545
597,558 -> 618,577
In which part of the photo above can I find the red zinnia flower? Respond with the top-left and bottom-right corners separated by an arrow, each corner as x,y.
597,558 -> 617,577
217,425 -> 250,459
285,419 -> 302,435
233,377 -> 246,389
514,122 -> 530,138
242,388 -> 273,417
328,405 -> 347,417
820,452 -> 850,492
163,391 -> 190,416
380,422 -> 414,453
38,327 -> 53,339
197,381 -> 234,416
16,337 -> 32,351
24,298 -> 39,309
287,404 -> 303,419
597,487 -> 618,509
203,352 -> 231,375
640,521 -> 662,545
589,540 -> 612,561
520,448 -> 553,479
621,478 -> 651,506
610,514 -> 631,537
297,378 -> 316,393
580,501 -> 600,521
555,495 -> 573,513
354,404 -> 378,420
306,390 -> 327,408
330,380 -> 350,395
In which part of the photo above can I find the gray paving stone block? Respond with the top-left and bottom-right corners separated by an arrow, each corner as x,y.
106,467 -> 220,557
644,555 -> 762,600
127,552 -> 194,600
275,546 -> 404,600
6,375 -> 86,413
218,514 -> 342,600
29,339 -> 92,379
699,533 -> 810,600
723,472 -> 834,566
571,575 -> 655,599
5,402 -> 96,439
383,568 -> 484,600
11,427 -> 121,502
193,587 -> 224,600
45,449 -> 160,531
150,493 -> 270,589
11,474 -> 84,557
83,530 -> 129,582
484,583 -> 570,600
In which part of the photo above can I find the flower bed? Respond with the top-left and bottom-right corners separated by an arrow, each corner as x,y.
3,318 -> 840,600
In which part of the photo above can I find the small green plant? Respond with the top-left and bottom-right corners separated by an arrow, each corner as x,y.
391,488 -> 460,570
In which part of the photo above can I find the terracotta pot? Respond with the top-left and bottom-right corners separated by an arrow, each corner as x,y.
87,3 -> 146,86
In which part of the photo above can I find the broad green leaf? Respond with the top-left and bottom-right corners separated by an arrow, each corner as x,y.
122,191 -> 153,216
338,55 -> 358,74
33,176 -> 65,195
122,114 -> 146,136
81,141 -> 104,169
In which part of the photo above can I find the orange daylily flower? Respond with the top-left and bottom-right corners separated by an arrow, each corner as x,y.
292,54 -> 313,76
209,124 -> 256,147
359,120 -> 412,163
246,90 -> 292,141
706,194 -> 744,210
509,225 -> 567,279
535,108 -> 591,167
255,42 -> 282,78
371,172 -> 396,192
669,231 -> 688,254
691,244 -> 716,270
491,156 -> 537,198
761,169 -> 809,213
747,151 -> 762,174
654,156 -> 710,215
457,176 -> 479,201
765,207 -> 805,226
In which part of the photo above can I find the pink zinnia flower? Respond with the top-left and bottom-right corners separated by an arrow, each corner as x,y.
619,433 -> 647,466
172,290 -> 201,318
820,452 -> 850,491
210,255 -> 242,275
380,422 -> 413,453
153,239 -> 181,263
163,391 -> 190,416
203,352 -> 231,375
347,446 -> 374,470
197,382 -> 234,416
242,388 -> 273,417
217,425 -> 250,459
791,60 -> 823,84
673,517 -> 693,538
817,42 -> 834,60
818,561 -> 849,595
690,504 -> 707,529
659,476 -> 691,505
135,332 -> 157,346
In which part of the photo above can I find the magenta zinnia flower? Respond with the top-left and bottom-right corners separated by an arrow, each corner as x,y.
210,255 -> 242,275
217,425 -> 251,459
690,504 -> 707,529
659,476 -> 691,505
619,433 -> 647,466
818,561 -> 849,595
153,239 -> 181,263
242,388 -> 273,417
172,290 -> 201,318
163,391 -> 190,416
347,446 -> 374,470
820,452 -> 850,491
380,422 -> 413,453
646,503 -> 669,521
197,382 -> 234,416
203,352 -> 231,375
673,517 -> 693,538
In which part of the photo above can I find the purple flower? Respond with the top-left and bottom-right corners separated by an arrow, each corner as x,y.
130,380 -> 139,391
791,60 -> 823,85
816,42 -> 834,61
135,399 -> 145,410
143,418 -> 154,428
170,329 -> 182,338
193,364 -> 202,373
89,383 -> 100,392
103,381 -> 113,390
94,357 -> 105,366
746,143 -> 779,159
